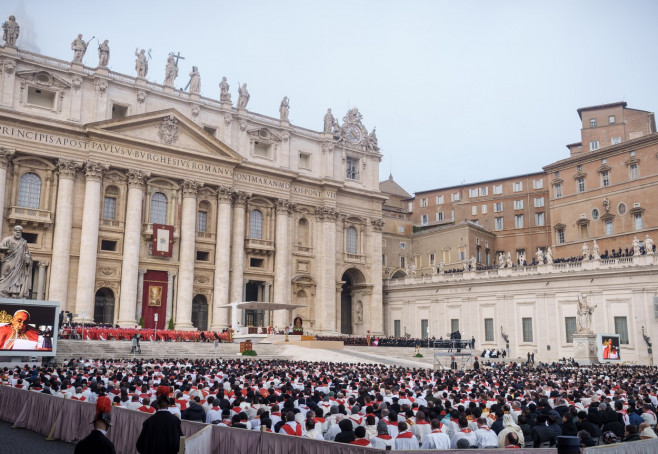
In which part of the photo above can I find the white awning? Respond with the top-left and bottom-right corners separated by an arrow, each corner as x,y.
216,301 -> 308,311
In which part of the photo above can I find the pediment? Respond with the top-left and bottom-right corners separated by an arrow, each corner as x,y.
16,70 -> 71,89
85,109 -> 242,163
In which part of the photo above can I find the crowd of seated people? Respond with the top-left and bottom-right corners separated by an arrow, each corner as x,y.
2,358 -> 658,449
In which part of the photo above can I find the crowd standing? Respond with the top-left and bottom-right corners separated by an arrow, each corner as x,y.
2,358 -> 658,450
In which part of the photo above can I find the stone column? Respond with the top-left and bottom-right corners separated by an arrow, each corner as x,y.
315,207 -> 338,332
136,269 -> 146,321
0,59 -> 17,107
117,170 -> 148,327
166,271 -> 175,325
264,283 -> 271,327
36,261 -> 48,300
369,218 -> 385,334
273,199 -> 292,327
0,148 -> 15,236
49,160 -> 82,310
210,186 -> 233,330
174,180 -> 198,330
229,191 -> 249,324
74,161 -> 107,321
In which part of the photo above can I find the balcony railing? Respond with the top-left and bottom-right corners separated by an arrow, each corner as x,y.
245,238 -> 274,255
7,206 -> 53,227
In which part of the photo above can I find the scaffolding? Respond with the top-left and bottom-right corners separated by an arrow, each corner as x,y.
433,339 -> 474,371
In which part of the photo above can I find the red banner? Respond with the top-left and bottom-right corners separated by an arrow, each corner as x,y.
152,224 -> 174,257
142,270 -> 168,329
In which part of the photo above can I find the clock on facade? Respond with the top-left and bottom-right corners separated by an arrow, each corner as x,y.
345,124 -> 361,144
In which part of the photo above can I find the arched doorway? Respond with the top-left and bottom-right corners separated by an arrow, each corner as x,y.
192,295 -> 208,331
94,288 -> 115,325
391,269 -> 407,279
340,268 -> 366,335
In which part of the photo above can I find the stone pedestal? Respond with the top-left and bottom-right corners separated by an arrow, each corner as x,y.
573,333 -> 599,365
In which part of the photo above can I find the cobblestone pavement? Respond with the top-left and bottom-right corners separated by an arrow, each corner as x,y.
0,421 -> 75,453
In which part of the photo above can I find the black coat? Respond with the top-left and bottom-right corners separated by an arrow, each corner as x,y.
75,429 -> 116,454
181,403 -> 206,422
559,420 -> 579,437
136,410 -> 183,454
334,431 -> 356,443
577,420 -> 601,438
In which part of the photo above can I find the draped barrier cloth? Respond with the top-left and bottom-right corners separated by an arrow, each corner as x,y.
584,438 -> 658,454
184,425 -> 213,454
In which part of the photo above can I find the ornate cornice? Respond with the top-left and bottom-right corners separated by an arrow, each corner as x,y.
84,161 -> 108,181
127,169 -> 149,189
315,206 -> 338,222
232,190 -> 250,207
275,199 -> 293,215
371,218 -> 385,232
57,159 -> 83,179
181,179 -> 200,198
217,185 -> 233,204
0,147 -> 15,169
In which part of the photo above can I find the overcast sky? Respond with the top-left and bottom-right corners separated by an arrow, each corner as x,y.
4,0 -> 658,195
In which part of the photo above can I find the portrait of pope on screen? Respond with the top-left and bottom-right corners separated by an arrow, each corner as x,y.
0,309 -> 39,350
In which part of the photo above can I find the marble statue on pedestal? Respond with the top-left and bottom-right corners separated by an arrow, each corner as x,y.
98,40 -> 110,67
0,226 -> 33,298
536,248 -> 544,264
505,252 -> 513,268
135,49 -> 148,78
646,234 -> 655,254
323,109 -> 334,133
188,66 -> 200,94
367,128 -> 379,152
546,247 -> 553,264
164,53 -> 178,86
576,294 -> 596,334
71,34 -> 89,63
2,15 -> 20,47
592,240 -> 600,260
219,77 -> 231,102
582,242 -> 590,260
237,83 -> 250,109
279,96 -> 289,121
633,236 -> 641,256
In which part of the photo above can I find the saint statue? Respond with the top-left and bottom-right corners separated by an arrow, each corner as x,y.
633,236 -> 641,256
219,77 -> 231,102
71,34 -> 89,64
646,234 -> 655,255
135,48 -> 148,78
536,248 -> 544,264
367,128 -> 379,152
163,53 -> 178,86
237,83 -> 250,109
505,252 -> 513,268
355,301 -> 363,324
279,96 -> 290,121
582,242 -> 590,260
576,294 -> 596,334
98,39 -> 110,67
546,247 -> 553,264
323,108 -> 334,133
0,226 -> 33,298
592,240 -> 600,260
188,66 -> 200,94
2,15 -> 20,47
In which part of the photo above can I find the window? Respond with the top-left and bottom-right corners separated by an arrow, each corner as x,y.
111,103 -> 129,120
398,226 -> 405,233
565,317 -> 576,343
253,142 -> 272,158
494,202 -> 503,212
450,319 -> 459,333
513,181 -> 522,192
250,210 -> 263,239
17,172 -> 42,209
421,319 -> 429,339
479,187 -> 488,196
298,218 -> 310,246
420,198 -> 428,207
634,212 -> 643,230
535,212 -> 545,226
515,214 -> 524,228
299,152 -> 311,169
451,192 -> 460,202
614,316 -> 629,344
493,184 -> 503,195
630,151 -> 636,157
592,208 -> 599,220
469,188 -> 478,198
609,115 -> 615,124
346,226 -> 357,254
203,125 -> 217,137
27,86 -> 56,108
522,318 -> 533,342
196,251 -> 210,261
534,197 -> 544,208
533,179 -> 543,189
394,320 -> 401,338
577,177 -> 585,193
407,202 -> 412,212
100,240 -> 117,252
459,250 -> 465,260
451,210 -> 455,221
554,184 -> 562,198
22,232 -> 38,244
514,200 -> 523,210
103,196 -> 117,220
484,318 -> 494,342
601,171 -> 610,187
249,257 -> 263,267
494,217 -> 504,230
421,214 -> 428,225
436,195 -> 444,205
399,242 -> 406,249
400,256 -> 406,268
611,137 -> 621,145
577,165 -> 582,171
436,212 -> 444,221
629,163 -> 638,180
471,206 -> 477,216
605,219 -> 613,235
618,203 -> 626,215
429,253 -> 435,265
197,210 -> 208,232
481,204 -> 487,214
589,118 -> 596,128
149,192 -> 167,224
589,141 -> 600,151
346,157 -> 359,180
382,254 -> 386,265
557,228 -> 565,244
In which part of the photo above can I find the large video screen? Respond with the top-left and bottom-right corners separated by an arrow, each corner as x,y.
597,334 -> 621,362
0,299 -> 59,357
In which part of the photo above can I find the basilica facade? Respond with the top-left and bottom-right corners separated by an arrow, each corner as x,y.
0,37 -> 385,334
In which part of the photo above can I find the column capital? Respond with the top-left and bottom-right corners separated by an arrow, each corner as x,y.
217,185 -> 233,204
275,199 -> 293,215
57,159 -> 83,180
0,147 -> 15,169
232,190 -> 250,208
371,218 -> 385,232
181,179 -> 200,198
138,268 -> 147,276
167,271 -> 177,279
84,160 -> 109,182
127,169 -> 150,188
38,261 -> 50,268
315,206 -> 338,222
